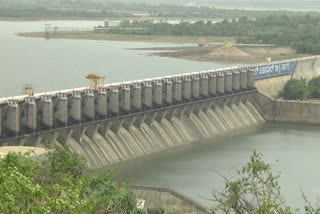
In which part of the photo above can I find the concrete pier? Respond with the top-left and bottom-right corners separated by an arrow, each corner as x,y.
163,78 -> 173,105
108,87 -> 119,116
240,70 -> 248,90
142,82 -> 152,109
217,73 -> 225,94
173,77 -> 182,103
4,100 -> 20,135
248,69 -> 255,89
96,89 -> 107,117
23,98 -> 37,131
83,90 -> 95,120
54,93 -> 68,125
70,91 -> 82,122
200,73 -> 209,97
131,83 -> 142,111
191,74 -> 200,99
153,80 -> 163,107
120,85 -> 131,113
40,96 -> 53,128
232,71 -> 240,91
182,76 -> 191,101
225,72 -> 233,93
208,73 -> 217,96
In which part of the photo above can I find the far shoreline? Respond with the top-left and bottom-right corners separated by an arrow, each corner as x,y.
17,31 -> 310,64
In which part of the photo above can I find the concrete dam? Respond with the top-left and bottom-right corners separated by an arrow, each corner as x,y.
0,56 -> 319,167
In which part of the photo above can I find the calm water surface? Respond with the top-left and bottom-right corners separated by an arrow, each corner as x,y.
110,123 -> 320,210
0,20 -> 231,97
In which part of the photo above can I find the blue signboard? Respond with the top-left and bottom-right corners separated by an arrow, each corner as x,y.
254,61 -> 298,79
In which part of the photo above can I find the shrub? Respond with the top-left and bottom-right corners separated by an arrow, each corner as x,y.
283,79 -> 307,100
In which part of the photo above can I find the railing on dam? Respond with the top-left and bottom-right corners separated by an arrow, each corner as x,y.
0,66 -> 256,142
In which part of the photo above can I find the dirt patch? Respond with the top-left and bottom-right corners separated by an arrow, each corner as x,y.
137,45 -> 309,64
208,45 -> 252,57
0,146 -> 47,158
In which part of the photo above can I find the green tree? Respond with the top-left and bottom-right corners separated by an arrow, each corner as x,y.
283,79 -> 308,100
0,146 -> 139,214
212,151 -> 293,214
308,76 -> 320,98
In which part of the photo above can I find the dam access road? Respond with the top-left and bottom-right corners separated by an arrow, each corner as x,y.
0,55 -> 320,167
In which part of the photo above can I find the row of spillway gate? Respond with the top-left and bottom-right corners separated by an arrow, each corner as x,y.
0,67 -> 255,141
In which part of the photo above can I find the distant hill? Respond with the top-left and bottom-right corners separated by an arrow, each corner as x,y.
119,0 -> 320,11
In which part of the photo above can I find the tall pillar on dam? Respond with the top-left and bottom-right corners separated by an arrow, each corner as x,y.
108,87 -> 119,116
208,73 -> 217,96
142,81 -> 152,110
240,69 -> 248,90
40,95 -> 53,128
182,75 -> 191,101
248,69 -> 255,89
96,89 -> 107,118
225,72 -> 233,93
83,90 -> 95,120
163,78 -> 173,105
191,74 -> 200,99
232,70 -> 240,91
131,83 -> 142,112
69,91 -> 82,123
152,79 -> 163,107
173,77 -> 182,103
200,73 -> 209,97
23,97 -> 37,131
217,72 -> 225,94
54,93 -> 68,125
4,100 -> 20,135
120,85 -> 131,114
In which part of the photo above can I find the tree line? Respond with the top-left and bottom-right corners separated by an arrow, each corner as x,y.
111,15 -> 320,54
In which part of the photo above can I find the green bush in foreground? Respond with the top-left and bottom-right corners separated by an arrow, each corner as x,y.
0,146 -> 139,214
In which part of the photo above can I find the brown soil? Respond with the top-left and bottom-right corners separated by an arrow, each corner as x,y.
0,146 -> 47,158
208,45 -> 251,57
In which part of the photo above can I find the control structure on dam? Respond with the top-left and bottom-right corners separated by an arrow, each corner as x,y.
0,67 -> 256,143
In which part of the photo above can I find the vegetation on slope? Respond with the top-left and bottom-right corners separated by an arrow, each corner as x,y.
0,146 -> 140,214
283,76 -> 320,100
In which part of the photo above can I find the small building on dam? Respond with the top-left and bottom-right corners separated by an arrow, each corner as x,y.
0,56 -> 320,167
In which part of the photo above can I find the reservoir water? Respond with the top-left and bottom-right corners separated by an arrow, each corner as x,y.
1,20 -> 320,211
111,123 -> 320,210
0,20 -> 229,97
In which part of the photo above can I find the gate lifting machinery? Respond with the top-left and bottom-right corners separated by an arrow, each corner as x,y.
86,74 -> 105,89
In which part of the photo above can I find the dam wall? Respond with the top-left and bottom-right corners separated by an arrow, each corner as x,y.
274,100 -> 320,124
0,66 -> 264,167
252,91 -> 320,124
256,56 -> 320,97
3,56 -> 319,167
